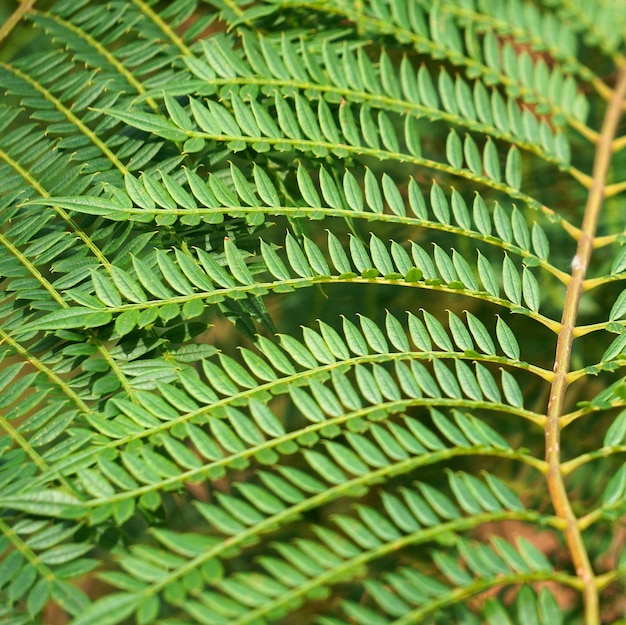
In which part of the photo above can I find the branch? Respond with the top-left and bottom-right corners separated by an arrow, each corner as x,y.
0,0 -> 36,46
545,60 -> 626,625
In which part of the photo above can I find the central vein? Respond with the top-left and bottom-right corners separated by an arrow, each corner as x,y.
545,63 -> 626,625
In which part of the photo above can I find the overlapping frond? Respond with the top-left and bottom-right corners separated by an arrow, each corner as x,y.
1,0 -> 626,623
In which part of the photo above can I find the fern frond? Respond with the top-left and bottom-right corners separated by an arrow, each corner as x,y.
2,0 -> 626,622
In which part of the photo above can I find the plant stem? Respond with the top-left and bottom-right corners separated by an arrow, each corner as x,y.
545,62 -> 626,625
0,0 -> 36,46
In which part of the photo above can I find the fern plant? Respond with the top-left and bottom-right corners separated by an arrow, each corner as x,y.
2,0 -> 626,623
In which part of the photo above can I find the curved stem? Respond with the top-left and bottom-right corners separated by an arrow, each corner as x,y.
0,0 -> 36,46
545,60 -> 626,625
605,178 -> 626,197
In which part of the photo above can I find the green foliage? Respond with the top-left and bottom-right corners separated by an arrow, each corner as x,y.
1,0 -> 626,623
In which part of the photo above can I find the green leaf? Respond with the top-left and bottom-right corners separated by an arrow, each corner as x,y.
430,183 -> 450,225
302,327 -> 335,364
20,308 -> 112,332
68,593 -> 140,625
230,163 -> 258,206
261,240 -> 291,280
100,108 -> 187,141
505,145 -> 522,189
603,464 -> 626,506
418,64 -> 438,108
422,310 -> 454,351
303,236 -> 331,275
464,134 -> 482,175
473,194 -> 492,236
113,310 -> 137,336
369,234 -> 394,276
279,334 -> 317,369
378,110 -> 399,152
501,369 -> 524,408
91,271 -> 123,308
26,197 -> 130,219
2,11 -> 623,625
342,170 -> 363,212
125,173 -> 155,210
609,289 -> 626,321
253,164 -> 281,207
604,409 -> 626,446
405,116 -> 422,156
325,441 -> 368,476
485,474 -> 524,511
231,93 -> 260,137
297,164 -> 321,207
224,237 -> 255,285
207,100 -> 240,135
450,189 -> 471,230
502,255 -> 522,305
360,106 -> 380,149
448,311 -> 473,351
494,206 -> 512,244
295,93 -> 322,141
452,249 -> 479,291
433,360 -> 462,398
285,232 -> 313,278
385,312 -> 410,352
364,168 -> 383,214
0,491 -> 84,517
274,92 -> 301,139
476,364 -> 502,403
538,588 -> 562,625
189,97 -> 219,134
111,266 -> 147,303
27,578 -> 50,618
408,178 -> 427,219
350,243 -> 375,276
522,268 -> 541,312
132,255 -> 173,299
465,312 -> 496,354
210,419 -> 245,453
531,223 -> 550,260
496,316 -> 521,359
483,138 -> 501,182
304,449 -> 346,484
511,207 -> 531,250
455,360 -> 482,400
164,93 -> 193,130
418,481 -> 460,519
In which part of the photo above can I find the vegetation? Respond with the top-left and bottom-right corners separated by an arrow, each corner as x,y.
2,0 -> 626,623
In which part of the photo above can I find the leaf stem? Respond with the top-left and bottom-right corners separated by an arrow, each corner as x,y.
612,133 -> 626,153
545,60 -> 626,624
569,166 -> 594,189
573,319 -> 626,337
604,178 -> 626,197
0,0 -> 36,46
561,445 -> 626,476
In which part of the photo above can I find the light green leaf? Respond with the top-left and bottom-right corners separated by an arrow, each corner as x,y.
69,593 -> 140,625
224,237 -> 255,285
496,316 -> 521,359
297,164 -> 321,207
0,491 -> 84,517
99,108 -> 187,141
505,145 -> 522,189
20,308 -> 112,333
26,197 -> 130,218
501,369 -> 524,408
285,232 -> 313,278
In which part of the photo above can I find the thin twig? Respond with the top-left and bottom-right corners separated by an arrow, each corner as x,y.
545,61 -> 626,625
0,0 -> 36,46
